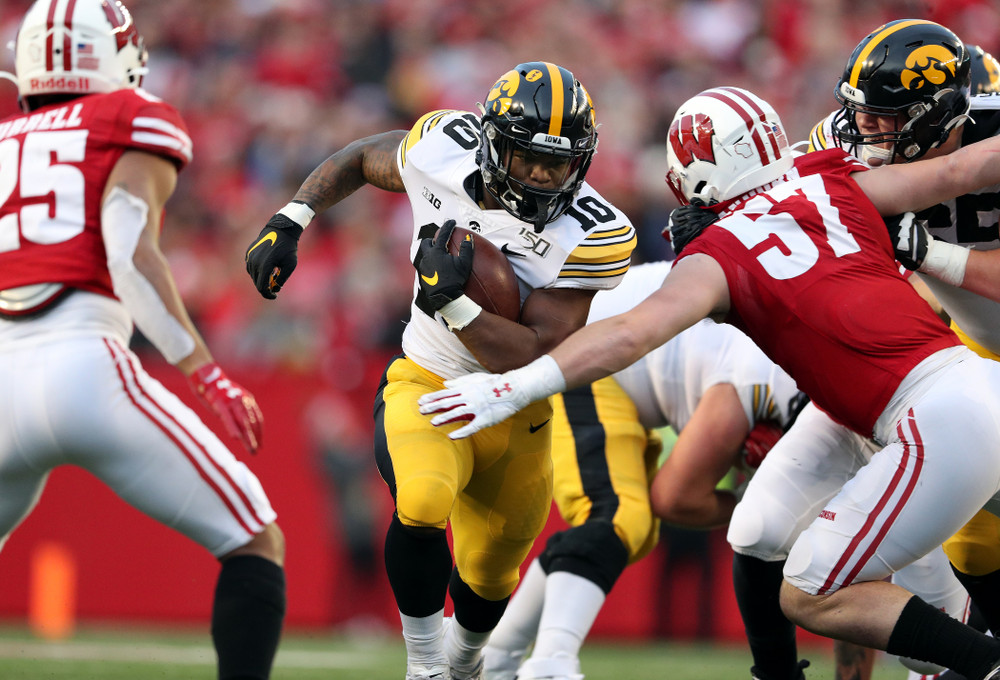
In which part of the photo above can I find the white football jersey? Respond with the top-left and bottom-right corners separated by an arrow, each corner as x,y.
396,109 -> 636,379
587,261 -> 801,432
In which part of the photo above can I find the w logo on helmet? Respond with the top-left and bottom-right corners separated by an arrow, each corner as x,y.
901,45 -> 959,90
669,113 -> 716,168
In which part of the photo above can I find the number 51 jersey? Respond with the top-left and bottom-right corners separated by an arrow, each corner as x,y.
396,109 -> 637,380
0,89 -> 192,298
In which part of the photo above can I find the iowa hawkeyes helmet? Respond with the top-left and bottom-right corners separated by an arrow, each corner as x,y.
477,62 -> 598,233
969,44 -> 1000,95
832,19 -> 971,165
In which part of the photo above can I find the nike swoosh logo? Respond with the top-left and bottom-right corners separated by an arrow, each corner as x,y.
528,419 -> 550,434
421,271 -> 439,286
500,243 -> 527,258
247,232 -> 277,257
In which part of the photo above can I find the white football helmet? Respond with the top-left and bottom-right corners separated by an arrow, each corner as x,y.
665,86 -> 793,205
5,0 -> 147,107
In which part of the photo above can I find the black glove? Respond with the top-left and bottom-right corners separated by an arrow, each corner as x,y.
663,200 -> 719,256
885,211 -> 928,270
412,219 -> 473,317
245,213 -> 304,300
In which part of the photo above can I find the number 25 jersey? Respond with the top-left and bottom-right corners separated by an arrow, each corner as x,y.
0,89 -> 192,297
396,109 -> 637,380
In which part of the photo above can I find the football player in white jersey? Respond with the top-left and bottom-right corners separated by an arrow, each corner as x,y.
482,260 -> 805,680
727,22 -> 1000,680
417,82 -> 1000,679
0,2 -> 285,678
245,62 -> 635,680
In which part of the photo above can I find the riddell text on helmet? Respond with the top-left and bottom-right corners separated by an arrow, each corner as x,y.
30,76 -> 90,91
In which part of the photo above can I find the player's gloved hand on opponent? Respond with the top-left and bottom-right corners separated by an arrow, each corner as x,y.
418,355 -> 567,439
188,363 -> 264,455
413,219 -> 473,317
886,212 -> 928,270
885,211 -> 969,286
246,201 -> 315,300
663,199 -> 719,256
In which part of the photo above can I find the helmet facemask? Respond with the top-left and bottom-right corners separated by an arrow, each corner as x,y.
477,62 -> 598,233
832,86 -> 971,165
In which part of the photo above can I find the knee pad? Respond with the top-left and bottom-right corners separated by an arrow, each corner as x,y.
727,499 -> 794,560
395,475 -> 455,529
539,521 -> 629,594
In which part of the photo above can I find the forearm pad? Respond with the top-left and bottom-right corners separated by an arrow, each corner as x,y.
102,187 -> 195,364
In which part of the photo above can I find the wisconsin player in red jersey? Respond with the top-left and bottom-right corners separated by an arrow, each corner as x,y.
418,86 -> 1000,679
0,2 -> 284,678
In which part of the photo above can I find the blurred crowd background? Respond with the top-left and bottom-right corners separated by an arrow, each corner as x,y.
0,0 -> 999,631
3,0 -> 998,383
0,0 -> 996,386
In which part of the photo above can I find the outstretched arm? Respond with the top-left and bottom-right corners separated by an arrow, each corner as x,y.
855,135 -> 1000,217
419,254 -> 730,438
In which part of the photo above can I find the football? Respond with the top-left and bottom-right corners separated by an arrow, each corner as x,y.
443,226 -> 521,322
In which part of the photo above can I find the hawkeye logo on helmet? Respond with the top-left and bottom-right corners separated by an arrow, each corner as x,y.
901,45 -> 959,90
669,113 -> 716,167
487,70 -> 521,116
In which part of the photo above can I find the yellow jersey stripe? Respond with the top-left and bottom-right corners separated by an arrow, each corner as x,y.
849,20 -> 933,87
558,262 -> 631,279
400,109 -> 453,167
564,228 -> 637,264
545,62 -> 564,136
808,121 -> 828,152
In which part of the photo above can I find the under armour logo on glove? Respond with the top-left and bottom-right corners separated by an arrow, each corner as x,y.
188,362 -> 264,454
418,372 -> 531,439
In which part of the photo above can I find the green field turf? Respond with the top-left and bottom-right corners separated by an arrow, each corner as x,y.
0,625 -> 913,680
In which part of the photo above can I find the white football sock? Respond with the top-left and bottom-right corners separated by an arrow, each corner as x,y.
530,570 -> 606,660
483,558 -> 547,674
445,616 -> 491,677
400,608 -> 447,668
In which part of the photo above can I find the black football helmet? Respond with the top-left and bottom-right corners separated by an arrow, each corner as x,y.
832,19 -> 971,165
969,44 -> 1000,95
477,62 -> 598,232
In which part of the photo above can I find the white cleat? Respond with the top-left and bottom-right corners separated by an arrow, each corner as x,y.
515,654 -> 584,680
406,663 -> 452,680
482,644 -> 528,680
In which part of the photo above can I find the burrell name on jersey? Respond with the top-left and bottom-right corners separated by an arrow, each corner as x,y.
397,109 -> 636,379
0,88 -> 192,297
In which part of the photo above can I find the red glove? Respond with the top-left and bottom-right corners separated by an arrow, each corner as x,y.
187,363 -> 263,454
741,420 -> 784,470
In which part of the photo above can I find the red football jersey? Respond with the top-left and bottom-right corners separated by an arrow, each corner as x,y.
0,89 -> 191,298
679,148 -> 959,435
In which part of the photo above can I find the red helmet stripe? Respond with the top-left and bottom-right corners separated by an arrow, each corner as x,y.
44,0 -> 58,72
62,0 -> 78,73
718,86 -> 782,160
702,90 -> 771,166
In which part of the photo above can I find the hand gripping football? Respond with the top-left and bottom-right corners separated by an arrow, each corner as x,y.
444,226 -> 521,322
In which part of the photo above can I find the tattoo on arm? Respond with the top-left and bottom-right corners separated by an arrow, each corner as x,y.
294,130 -> 406,212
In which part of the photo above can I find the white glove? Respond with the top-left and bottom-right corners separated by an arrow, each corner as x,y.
418,355 -> 567,439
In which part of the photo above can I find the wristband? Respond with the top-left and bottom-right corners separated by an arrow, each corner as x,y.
439,295 -> 482,331
278,201 -> 316,229
510,354 -> 568,403
919,239 -> 969,287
